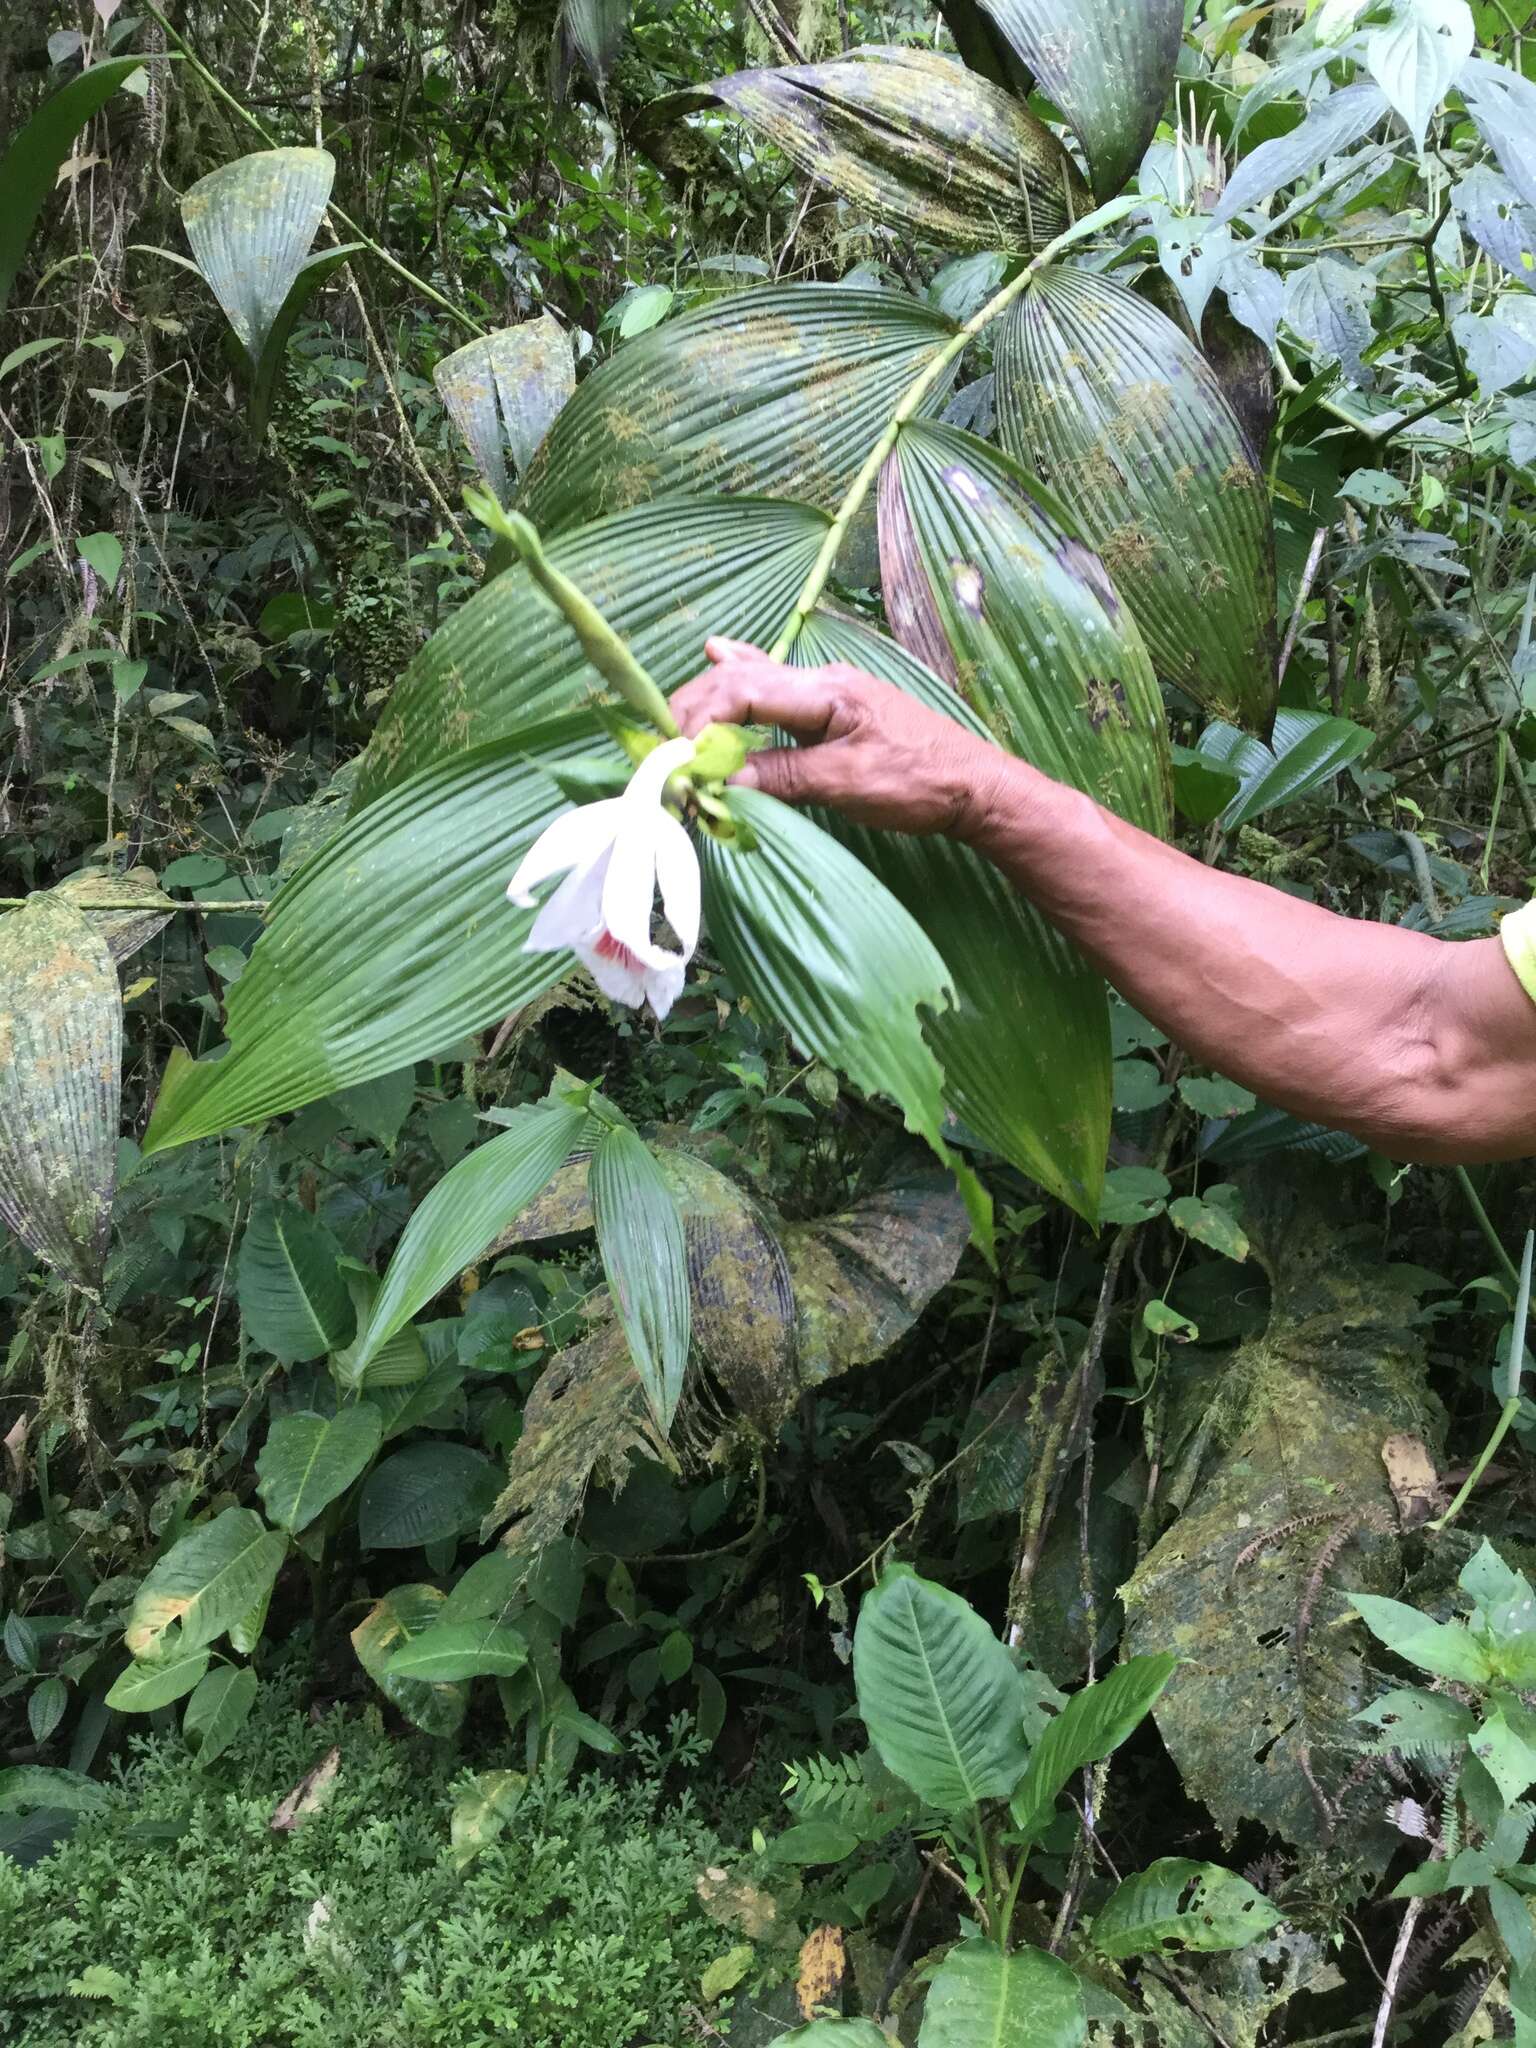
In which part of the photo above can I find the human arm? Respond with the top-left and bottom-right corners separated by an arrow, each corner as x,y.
672,640 -> 1536,1165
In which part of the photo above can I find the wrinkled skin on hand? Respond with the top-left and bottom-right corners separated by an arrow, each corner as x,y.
671,637 -> 1002,839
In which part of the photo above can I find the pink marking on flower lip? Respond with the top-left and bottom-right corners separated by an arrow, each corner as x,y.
594,929 -> 645,971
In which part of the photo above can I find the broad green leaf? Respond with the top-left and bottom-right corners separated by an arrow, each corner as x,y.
699,793 -> 988,1241
668,48 -> 1083,252
591,1125 -> 691,1431
385,1622 -> 529,1682
181,1665 -> 257,1768
0,58 -> 155,313
26,1678 -> 66,1746
878,421 -> 1170,835
1471,1706 -> 1536,1807
0,893 -> 121,1288
1362,0 -> 1473,149
357,1442 -> 501,1550
104,1647 -> 210,1714
783,2026 -> 890,2046
249,242 -> 365,436
180,148 -> 333,361
355,501 -> 826,805
330,1261 -> 430,1392
77,532 -> 122,591
975,0 -> 1183,199
1349,1593 -> 1495,1682
354,1098 -> 589,1372
518,286 -> 958,533
450,1769 -> 527,1869
1213,83 -> 1390,226
1461,1539 -> 1536,1636
852,1565 -> 1031,1812
1197,708 -> 1372,829
237,1201 -> 354,1363
435,314 -> 576,503
1455,159 -> 1536,288
255,1404 -> 383,1533
0,1766 -> 107,1814
767,1820 -> 860,1865
1011,1653 -> 1177,1841
997,266 -> 1277,731
1167,1194 -> 1249,1263
1353,1685 -> 1478,1754
124,1508 -> 288,1659
0,336 -> 67,382
350,1582 -> 468,1737
1092,1858 -> 1283,1959
1463,59 -> 1536,216
795,612 -> 1109,1220
142,724 -> 586,1152
918,1938 -> 1085,2048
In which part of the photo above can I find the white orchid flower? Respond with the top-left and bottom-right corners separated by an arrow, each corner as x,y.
507,735 -> 701,1020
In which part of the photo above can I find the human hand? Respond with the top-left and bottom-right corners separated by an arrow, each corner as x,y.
671,638 -> 1004,838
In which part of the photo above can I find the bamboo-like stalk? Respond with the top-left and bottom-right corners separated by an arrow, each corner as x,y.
767,194 -> 1136,662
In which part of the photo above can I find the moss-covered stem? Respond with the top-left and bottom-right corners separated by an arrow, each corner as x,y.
767,194 -> 1136,663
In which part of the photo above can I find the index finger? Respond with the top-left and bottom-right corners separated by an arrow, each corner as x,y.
672,661 -> 840,743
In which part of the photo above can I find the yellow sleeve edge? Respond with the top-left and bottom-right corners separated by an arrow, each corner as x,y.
1501,900 -> 1536,1008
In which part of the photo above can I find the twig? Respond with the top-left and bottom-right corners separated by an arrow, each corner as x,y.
1371,1897 -> 1424,2048
1278,525 -> 1329,683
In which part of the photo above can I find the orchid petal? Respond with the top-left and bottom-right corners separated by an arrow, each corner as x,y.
506,799 -> 622,906
575,936 -> 653,1009
650,812 -> 701,957
599,808 -> 666,966
620,734 -> 697,809
641,961 -> 686,1021
526,846 -> 611,952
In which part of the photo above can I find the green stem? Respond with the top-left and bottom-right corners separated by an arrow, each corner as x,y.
1453,1165 -> 1521,1292
140,2 -> 484,338
767,194 -> 1137,662
1431,1228 -> 1533,1532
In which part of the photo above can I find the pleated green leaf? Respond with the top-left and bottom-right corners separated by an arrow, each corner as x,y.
852,1565 -> 1031,1812
385,1621 -> 529,1682
997,266 -> 1278,731
124,1508 -> 288,1660
358,1442 -> 501,1550
668,48 -> 1084,253
250,242 -> 364,436
518,287 -> 957,534
0,894 -> 121,1289
236,1200 -> 354,1363
331,1262 -> 430,1391
917,1940 -> 1085,2048
699,792 -> 988,1237
353,1099 -> 590,1372
356,499 -> 826,806
563,0 -> 629,84
351,1583 -> 468,1737
975,0 -> 1183,201
142,722 -> 588,1154
435,314 -> 576,504
181,148 -> 333,362
1196,707 -> 1372,829
0,58 -> 158,314
795,613 -> 1108,1220
255,1404 -> 383,1533
590,1125 -> 692,1432
878,421 -> 1170,835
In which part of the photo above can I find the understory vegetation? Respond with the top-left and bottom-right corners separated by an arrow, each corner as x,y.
5,0 -> 1536,2040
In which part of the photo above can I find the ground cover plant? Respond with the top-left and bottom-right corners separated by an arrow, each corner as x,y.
5,0 -> 1536,2038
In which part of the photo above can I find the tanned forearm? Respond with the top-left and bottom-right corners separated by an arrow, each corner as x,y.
672,641 -> 1536,1166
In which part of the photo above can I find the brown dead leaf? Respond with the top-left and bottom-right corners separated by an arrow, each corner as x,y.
269,1746 -> 340,1832
1381,1432 -> 1441,1527
796,1924 -> 847,2020
695,1865 -> 779,1941
3,1411 -> 28,1490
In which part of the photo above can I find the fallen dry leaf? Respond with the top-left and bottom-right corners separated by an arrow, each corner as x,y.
270,1746 -> 340,1832
1381,1431 -> 1441,1528
796,1923 -> 847,2020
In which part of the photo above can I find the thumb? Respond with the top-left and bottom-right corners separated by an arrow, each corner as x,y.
732,746 -> 803,804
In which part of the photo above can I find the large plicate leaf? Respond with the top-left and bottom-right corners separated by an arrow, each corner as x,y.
356,500 -> 826,806
0,894 -> 121,1289
699,793 -> 986,1237
1010,1653 -> 1176,1841
1196,707 -> 1372,829
53,866 -> 174,964
142,724 -> 584,1153
563,0 -> 627,85
518,286 -> 958,534
591,1125 -> 691,1432
351,1583 -> 469,1736
1213,83 -> 1390,227
255,1404 -> 383,1533
353,1098 -> 590,1373
358,1442 -> 501,1549
125,1508 -> 288,1659
182,1665 -> 259,1769
794,612 -> 1109,1220
181,149 -> 334,361
435,315 -> 576,504
1092,1858 -> 1283,1959
670,48 -> 1084,253
918,1939 -> 1085,2048
236,1200 -> 354,1363
998,266 -> 1277,731
975,0 -> 1182,201
853,1565 -> 1031,1812
0,58 -> 154,314
331,1261 -> 430,1391
878,421 -> 1169,834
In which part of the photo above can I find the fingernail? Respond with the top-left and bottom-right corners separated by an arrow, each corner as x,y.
731,759 -> 760,787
